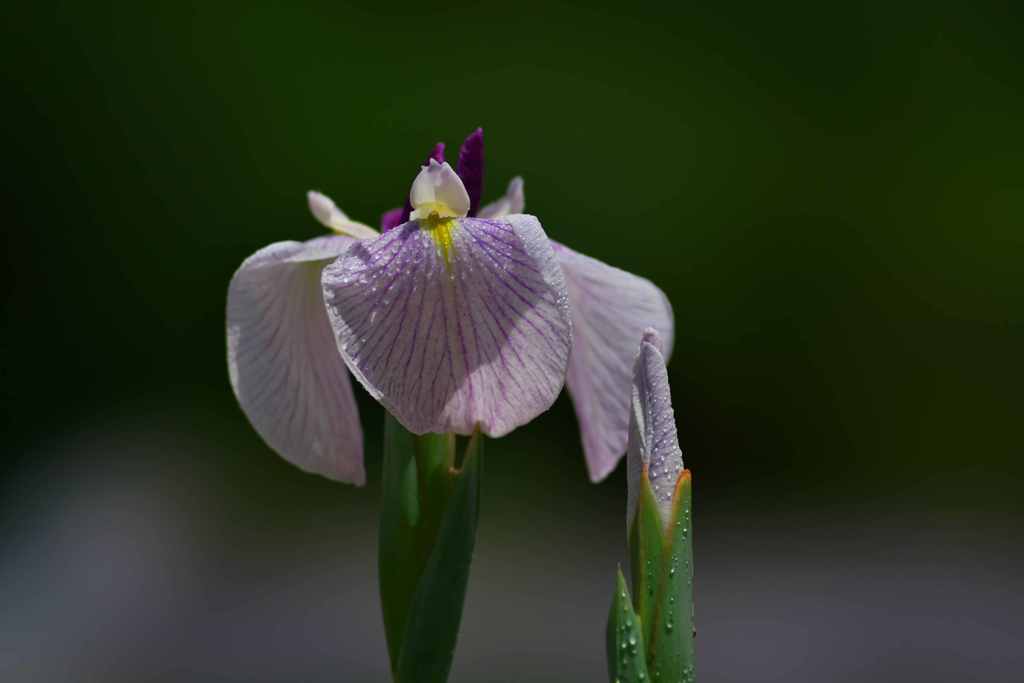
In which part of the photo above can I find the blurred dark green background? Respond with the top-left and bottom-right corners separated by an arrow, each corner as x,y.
3,2 -> 1021,682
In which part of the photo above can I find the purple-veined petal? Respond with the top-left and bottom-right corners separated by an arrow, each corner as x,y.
399,142 -> 447,224
381,207 -> 404,232
478,177 -> 525,219
322,215 -> 572,436
457,127 -> 485,216
227,236 -> 365,484
626,329 -> 683,528
554,241 -> 674,482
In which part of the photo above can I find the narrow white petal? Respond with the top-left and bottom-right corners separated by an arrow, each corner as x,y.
306,190 -> 379,239
477,177 -> 525,219
555,242 -> 674,482
308,190 -> 347,225
227,236 -> 365,484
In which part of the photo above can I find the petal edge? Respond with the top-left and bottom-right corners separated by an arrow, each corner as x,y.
555,242 -> 674,482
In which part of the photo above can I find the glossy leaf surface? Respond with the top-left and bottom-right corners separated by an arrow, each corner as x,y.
606,567 -> 650,683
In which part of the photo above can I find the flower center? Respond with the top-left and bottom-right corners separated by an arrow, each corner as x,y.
407,160 -> 469,269
412,200 -> 460,221
421,214 -> 457,267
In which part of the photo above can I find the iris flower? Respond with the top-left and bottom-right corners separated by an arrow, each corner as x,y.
227,129 -> 673,485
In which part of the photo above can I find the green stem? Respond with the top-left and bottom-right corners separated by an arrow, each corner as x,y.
379,414 -> 483,683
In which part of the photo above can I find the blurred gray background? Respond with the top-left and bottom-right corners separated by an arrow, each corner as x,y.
3,2 -> 1021,681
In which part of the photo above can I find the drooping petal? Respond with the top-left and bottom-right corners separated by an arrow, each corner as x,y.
380,207 -> 404,232
409,160 -> 470,220
626,329 -> 683,528
322,215 -> 572,436
477,177 -> 525,219
399,142 -> 447,224
227,236 -> 365,484
306,191 -> 379,239
457,127 -> 485,216
554,242 -> 674,482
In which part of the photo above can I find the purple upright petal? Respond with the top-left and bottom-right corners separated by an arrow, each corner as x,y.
399,142 -> 448,224
554,241 -> 674,482
227,236 -> 365,484
322,215 -> 572,437
428,141 -> 446,164
380,207 -> 404,232
457,128 -> 485,216
626,328 -> 684,528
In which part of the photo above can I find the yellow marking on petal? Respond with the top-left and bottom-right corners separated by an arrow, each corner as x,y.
420,215 -> 458,269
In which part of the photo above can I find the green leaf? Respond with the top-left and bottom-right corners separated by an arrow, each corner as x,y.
629,469 -> 665,653
606,567 -> 650,683
379,413 -> 423,672
396,431 -> 482,683
648,470 -> 695,683
628,468 -> 696,682
379,415 -> 484,682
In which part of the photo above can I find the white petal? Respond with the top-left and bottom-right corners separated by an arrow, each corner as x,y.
627,329 -> 683,528
308,190 -> 348,225
322,215 -> 572,436
307,190 -> 379,239
409,159 -> 470,219
477,177 -> 525,219
227,236 -> 365,484
554,242 -> 675,482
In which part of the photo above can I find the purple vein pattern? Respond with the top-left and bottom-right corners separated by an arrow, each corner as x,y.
227,236 -> 366,484
627,329 -> 684,527
554,242 -> 674,482
322,215 -> 572,437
